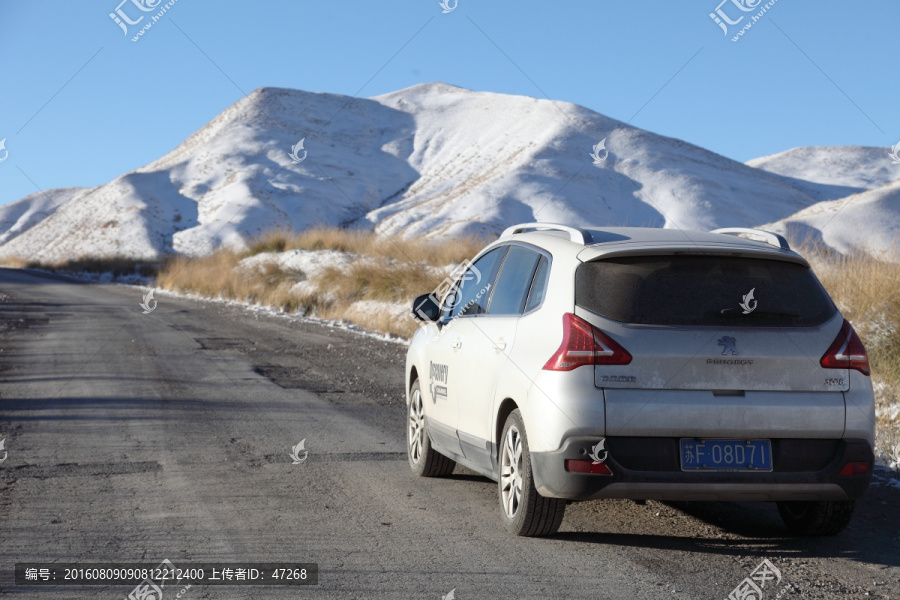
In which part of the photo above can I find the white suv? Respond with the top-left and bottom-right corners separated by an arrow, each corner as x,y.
405,223 -> 874,537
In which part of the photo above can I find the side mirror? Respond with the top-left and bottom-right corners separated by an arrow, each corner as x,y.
412,293 -> 442,322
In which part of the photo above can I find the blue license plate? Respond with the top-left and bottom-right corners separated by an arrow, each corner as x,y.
680,439 -> 772,472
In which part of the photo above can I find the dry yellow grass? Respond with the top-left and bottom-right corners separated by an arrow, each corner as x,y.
314,261 -> 440,303
0,256 -> 32,268
307,261 -> 443,338
157,251 -> 308,313
243,227 -> 487,266
157,228 -> 485,339
803,246 -> 900,467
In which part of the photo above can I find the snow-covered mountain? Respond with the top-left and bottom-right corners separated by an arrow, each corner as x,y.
766,179 -> 900,258
0,187 -> 89,246
365,85 -> 821,240
0,83 -> 896,262
747,146 -> 900,202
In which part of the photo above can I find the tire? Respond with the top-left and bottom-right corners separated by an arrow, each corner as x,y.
498,409 -> 566,536
776,500 -> 855,536
407,380 -> 455,477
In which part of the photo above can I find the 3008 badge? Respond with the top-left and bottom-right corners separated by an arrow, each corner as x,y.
598,375 -> 636,383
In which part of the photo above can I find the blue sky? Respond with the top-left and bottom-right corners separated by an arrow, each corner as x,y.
1,0 -> 897,206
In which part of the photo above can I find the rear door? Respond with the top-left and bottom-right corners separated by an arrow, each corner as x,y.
574,253 -> 847,438
454,245 -> 545,469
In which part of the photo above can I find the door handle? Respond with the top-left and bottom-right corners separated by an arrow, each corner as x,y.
494,339 -> 507,352
451,339 -> 462,349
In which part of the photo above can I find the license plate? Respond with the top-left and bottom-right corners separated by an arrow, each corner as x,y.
679,439 -> 772,472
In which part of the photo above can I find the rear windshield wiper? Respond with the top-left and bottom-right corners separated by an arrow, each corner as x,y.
718,308 -> 801,320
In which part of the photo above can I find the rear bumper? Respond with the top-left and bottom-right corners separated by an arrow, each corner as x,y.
531,437 -> 873,502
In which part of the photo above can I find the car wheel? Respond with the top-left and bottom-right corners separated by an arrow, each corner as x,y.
498,409 -> 565,536
407,380 -> 455,477
776,500 -> 855,536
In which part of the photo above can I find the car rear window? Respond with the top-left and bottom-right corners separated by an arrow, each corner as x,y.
487,246 -> 542,315
524,256 -> 549,313
575,254 -> 836,327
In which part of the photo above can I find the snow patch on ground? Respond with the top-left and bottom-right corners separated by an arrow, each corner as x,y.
876,401 -> 900,424
342,298 -> 410,323
238,248 -> 429,327
873,467 -> 900,487
239,249 -> 357,275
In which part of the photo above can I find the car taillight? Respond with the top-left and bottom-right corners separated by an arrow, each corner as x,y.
543,313 -> 632,371
820,319 -> 870,376
838,461 -> 871,477
565,459 -> 612,475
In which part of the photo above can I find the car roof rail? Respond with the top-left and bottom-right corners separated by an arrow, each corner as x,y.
500,222 -> 594,245
711,227 -> 790,250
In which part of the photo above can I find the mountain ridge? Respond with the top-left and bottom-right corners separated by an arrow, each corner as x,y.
0,83 -> 894,262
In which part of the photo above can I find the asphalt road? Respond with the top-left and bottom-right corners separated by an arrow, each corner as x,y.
1,268 -> 898,599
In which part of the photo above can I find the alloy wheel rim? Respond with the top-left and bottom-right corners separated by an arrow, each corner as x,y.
500,425 -> 524,518
408,389 -> 425,463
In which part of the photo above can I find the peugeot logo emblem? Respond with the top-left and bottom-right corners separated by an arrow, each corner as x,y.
717,336 -> 739,356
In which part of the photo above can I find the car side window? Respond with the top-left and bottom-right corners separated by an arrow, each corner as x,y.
486,246 -> 542,316
446,247 -> 506,319
524,256 -> 549,313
